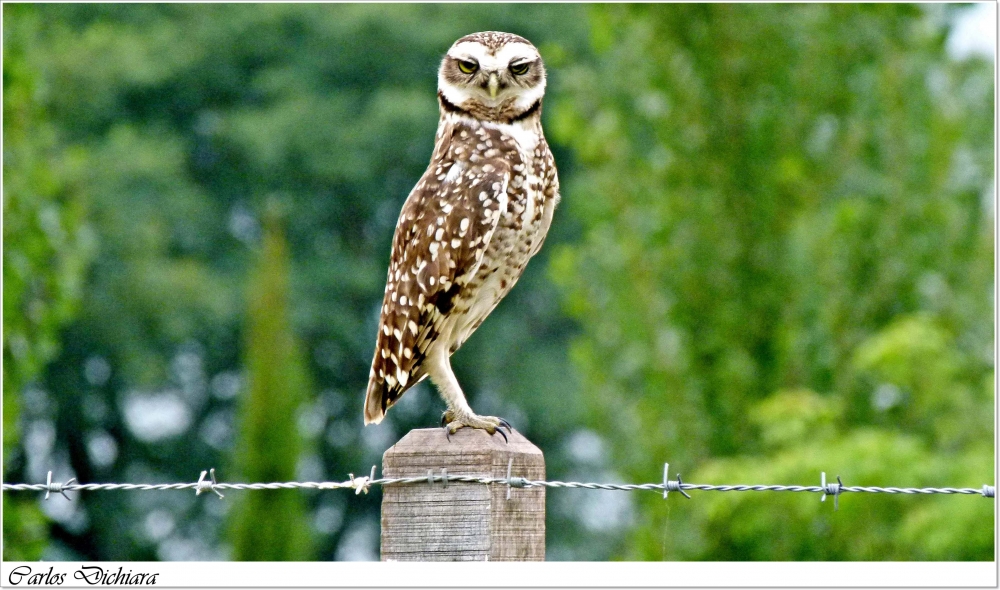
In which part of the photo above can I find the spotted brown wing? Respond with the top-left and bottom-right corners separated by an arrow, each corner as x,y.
364,128 -> 511,424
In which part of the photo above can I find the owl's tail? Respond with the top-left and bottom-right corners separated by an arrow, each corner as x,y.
364,340 -> 412,425
364,375 -> 386,425
365,356 -> 423,425
365,301 -> 425,424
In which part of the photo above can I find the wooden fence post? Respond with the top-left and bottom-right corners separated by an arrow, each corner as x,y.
380,427 -> 545,561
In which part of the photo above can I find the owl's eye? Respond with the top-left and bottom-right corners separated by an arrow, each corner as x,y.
509,62 -> 530,76
457,59 -> 479,74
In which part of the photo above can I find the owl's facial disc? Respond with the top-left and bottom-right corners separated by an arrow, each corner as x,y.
438,37 -> 546,119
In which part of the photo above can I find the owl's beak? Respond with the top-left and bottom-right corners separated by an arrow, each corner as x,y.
488,73 -> 499,100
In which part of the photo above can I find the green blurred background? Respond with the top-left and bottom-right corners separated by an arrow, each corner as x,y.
3,3 -> 994,561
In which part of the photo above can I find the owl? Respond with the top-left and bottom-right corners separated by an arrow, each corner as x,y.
364,32 -> 560,439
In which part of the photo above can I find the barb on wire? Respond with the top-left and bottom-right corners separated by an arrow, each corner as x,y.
3,467 -> 994,507
673,473 -> 692,499
44,471 -> 76,501
196,468 -> 224,499
820,472 -> 843,511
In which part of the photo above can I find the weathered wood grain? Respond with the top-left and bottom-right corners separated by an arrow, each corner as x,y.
380,427 -> 545,561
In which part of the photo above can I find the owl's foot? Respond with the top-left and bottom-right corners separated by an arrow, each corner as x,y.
441,410 -> 511,442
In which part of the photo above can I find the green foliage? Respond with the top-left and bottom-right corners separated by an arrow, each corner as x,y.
2,4 -> 94,438
229,207 -> 313,560
2,4 -> 96,561
750,389 -> 841,450
551,3 -> 993,560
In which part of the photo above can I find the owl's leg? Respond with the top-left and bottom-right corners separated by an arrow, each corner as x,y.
425,348 -> 511,441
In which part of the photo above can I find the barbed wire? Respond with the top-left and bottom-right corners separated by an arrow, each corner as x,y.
2,464 -> 994,510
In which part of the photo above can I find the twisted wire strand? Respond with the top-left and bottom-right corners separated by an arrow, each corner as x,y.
3,472 -> 995,499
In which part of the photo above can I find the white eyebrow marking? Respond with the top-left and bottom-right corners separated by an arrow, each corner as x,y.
448,41 -> 539,72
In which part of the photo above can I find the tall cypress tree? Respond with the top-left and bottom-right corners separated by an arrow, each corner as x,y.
229,203 -> 313,560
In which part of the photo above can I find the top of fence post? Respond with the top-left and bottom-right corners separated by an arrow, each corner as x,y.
379,427 -> 545,561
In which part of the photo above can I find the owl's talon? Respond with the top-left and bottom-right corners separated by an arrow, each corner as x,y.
443,413 -> 509,442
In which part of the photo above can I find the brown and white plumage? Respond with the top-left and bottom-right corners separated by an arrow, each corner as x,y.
364,32 -> 559,435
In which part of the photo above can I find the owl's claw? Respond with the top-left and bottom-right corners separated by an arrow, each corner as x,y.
441,412 -> 452,441
442,412 -> 510,443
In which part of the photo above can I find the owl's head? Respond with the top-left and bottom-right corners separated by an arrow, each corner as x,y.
438,31 -> 546,122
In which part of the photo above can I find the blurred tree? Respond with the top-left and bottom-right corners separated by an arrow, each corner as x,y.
2,4 -> 96,561
229,204 -> 313,560
551,3 -> 993,559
